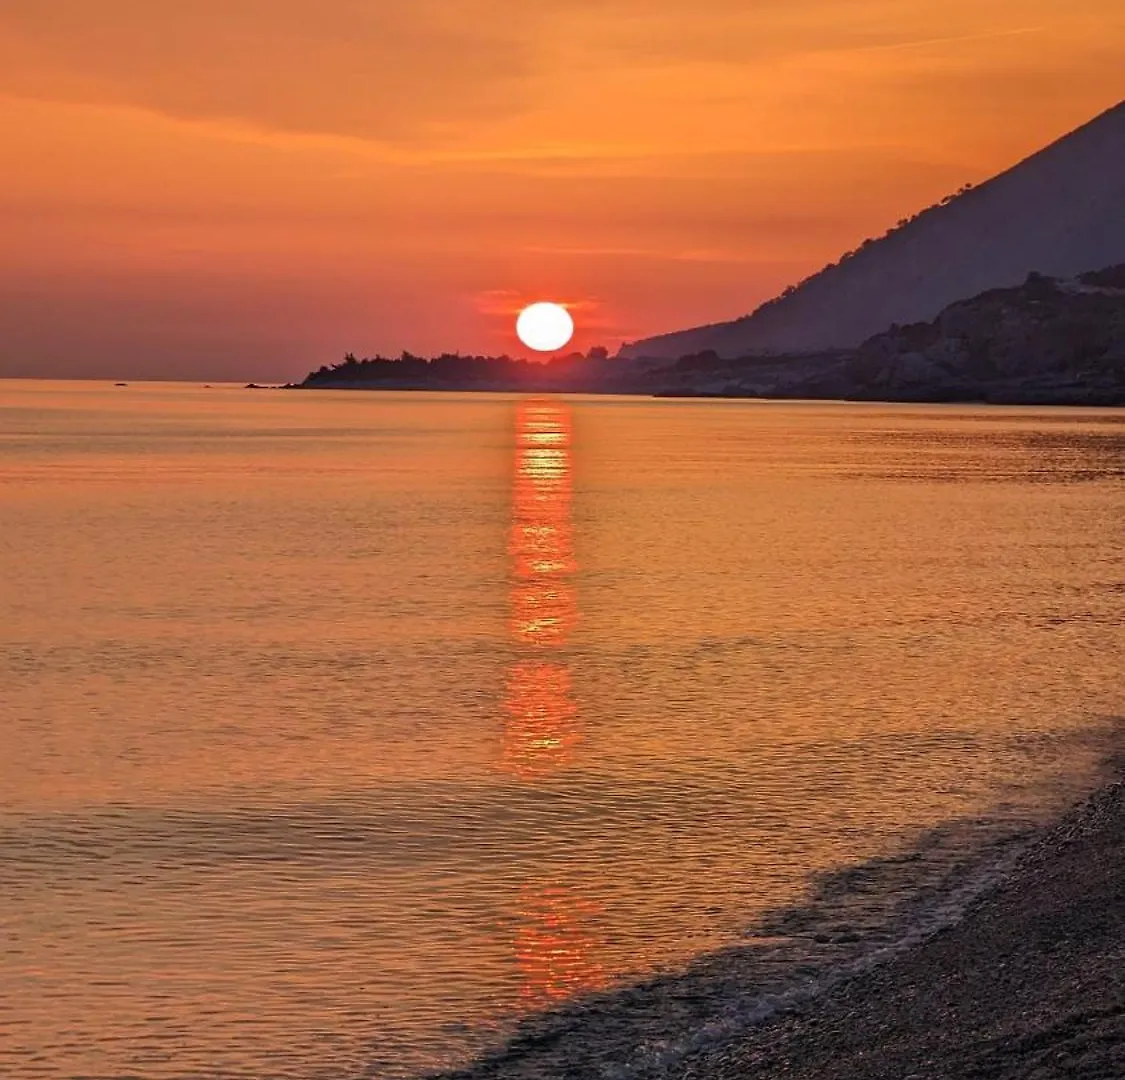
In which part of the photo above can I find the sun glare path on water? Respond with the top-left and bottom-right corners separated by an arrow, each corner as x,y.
516,302 -> 575,352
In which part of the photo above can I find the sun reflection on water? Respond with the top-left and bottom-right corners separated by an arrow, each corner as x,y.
503,399 -> 605,1006
514,885 -> 606,1009
501,660 -> 579,779
505,400 -> 580,768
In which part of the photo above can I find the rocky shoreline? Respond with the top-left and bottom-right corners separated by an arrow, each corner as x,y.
675,777 -> 1125,1080
426,739 -> 1124,1080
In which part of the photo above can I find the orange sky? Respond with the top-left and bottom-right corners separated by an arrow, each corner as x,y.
0,1 -> 1122,380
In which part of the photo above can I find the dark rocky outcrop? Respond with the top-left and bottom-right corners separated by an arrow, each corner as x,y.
645,266 -> 1125,405
820,267 -> 1125,404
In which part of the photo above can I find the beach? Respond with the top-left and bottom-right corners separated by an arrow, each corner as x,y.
677,774 -> 1125,1080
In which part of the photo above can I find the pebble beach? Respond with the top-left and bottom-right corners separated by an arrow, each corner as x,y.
677,777 -> 1125,1080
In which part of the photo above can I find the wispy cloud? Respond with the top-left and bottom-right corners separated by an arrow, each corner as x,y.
848,25 -> 1045,53
473,288 -> 614,328
0,0 -> 541,142
521,244 -> 769,264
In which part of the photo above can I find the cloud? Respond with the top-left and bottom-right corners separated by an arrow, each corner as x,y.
518,244 -> 791,264
474,288 -> 528,316
473,289 -> 613,330
3,0 -> 1114,147
845,25 -> 1044,53
0,0 -> 543,142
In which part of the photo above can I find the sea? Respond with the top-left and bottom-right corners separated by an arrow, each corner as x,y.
2,380 -> 1124,1079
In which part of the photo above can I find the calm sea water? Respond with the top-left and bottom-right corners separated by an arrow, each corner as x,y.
2,381 -> 1124,1079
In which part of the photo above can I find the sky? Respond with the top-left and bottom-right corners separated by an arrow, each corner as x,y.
0,1 -> 1122,381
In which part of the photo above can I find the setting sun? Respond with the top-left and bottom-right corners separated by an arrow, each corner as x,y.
516,303 -> 575,353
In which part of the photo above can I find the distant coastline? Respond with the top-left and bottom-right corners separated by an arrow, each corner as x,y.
289,265 -> 1125,407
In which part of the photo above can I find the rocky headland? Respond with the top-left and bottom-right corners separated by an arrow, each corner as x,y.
661,264 -> 1125,405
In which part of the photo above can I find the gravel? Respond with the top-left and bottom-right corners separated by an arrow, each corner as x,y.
675,783 -> 1125,1080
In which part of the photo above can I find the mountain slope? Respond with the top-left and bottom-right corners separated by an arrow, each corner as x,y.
620,101 -> 1125,360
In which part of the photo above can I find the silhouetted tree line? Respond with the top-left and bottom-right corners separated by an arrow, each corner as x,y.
299,346 -> 616,388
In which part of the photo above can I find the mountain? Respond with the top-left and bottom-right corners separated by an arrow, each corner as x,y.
619,101 -> 1125,360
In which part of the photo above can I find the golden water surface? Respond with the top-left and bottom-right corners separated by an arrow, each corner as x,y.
2,381 -> 1124,1078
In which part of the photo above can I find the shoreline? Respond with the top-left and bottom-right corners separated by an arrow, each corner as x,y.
429,747 -> 1124,1080
677,771 -> 1125,1080
284,383 -> 1125,408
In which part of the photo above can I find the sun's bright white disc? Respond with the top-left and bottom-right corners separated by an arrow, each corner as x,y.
516,302 -> 574,352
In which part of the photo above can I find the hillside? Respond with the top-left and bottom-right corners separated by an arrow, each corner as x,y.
620,100 -> 1125,360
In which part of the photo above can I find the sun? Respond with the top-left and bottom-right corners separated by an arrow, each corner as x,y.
516,302 -> 574,352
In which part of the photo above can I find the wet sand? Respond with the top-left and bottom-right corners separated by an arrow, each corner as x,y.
678,781 -> 1125,1080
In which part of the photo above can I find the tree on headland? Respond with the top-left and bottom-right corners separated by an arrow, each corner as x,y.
299,345 -> 620,390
